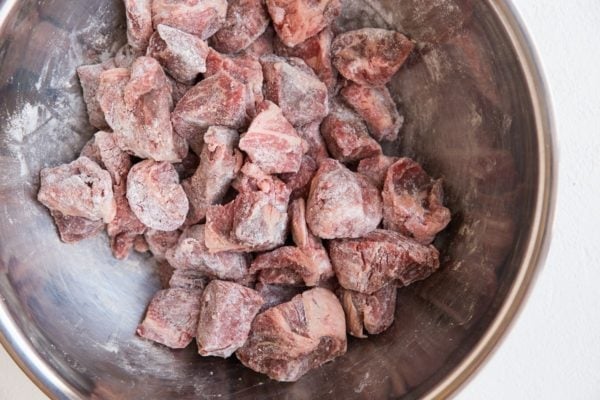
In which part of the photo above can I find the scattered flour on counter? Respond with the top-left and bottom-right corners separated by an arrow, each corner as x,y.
5,103 -> 49,143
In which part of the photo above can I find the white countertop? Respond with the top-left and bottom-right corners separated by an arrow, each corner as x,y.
1,1 -> 599,399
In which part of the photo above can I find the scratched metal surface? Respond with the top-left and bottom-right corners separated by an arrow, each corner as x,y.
0,0 -> 546,399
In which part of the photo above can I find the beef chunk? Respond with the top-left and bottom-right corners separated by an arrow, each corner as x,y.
205,176 -> 290,253
280,155 -> 317,200
321,101 -> 381,163
338,284 -> 397,338
205,50 -> 264,117
145,229 -> 181,261
261,55 -> 329,126
238,101 -> 305,174
97,59 -> 187,162
306,159 -> 381,239
295,122 -> 329,164
82,132 -> 145,259
340,83 -> 403,142
151,0 -> 227,40
329,229 -> 440,294
125,0 -> 153,52
274,28 -> 336,90
197,280 -> 264,358
171,71 -> 248,141
76,59 -> 116,129
244,25 -> 275,58
255,282 -> 303,311
289,198 -> 334,281
166,225 -> 249,280
147,24 -> 210,84
80,131 -> 132,187
331,28 -> 414,86
250,246 -> 320,286
382,158 -> 451,244
108,185 -> 148,259
137,288 -> 202,349
266,0 -> 341,47
182,127 -> 243,224
38,157 -> 116,223
357,154 -> 399,189
50,210 -> 104,243
126,160 -> 189,231
211,0 -> 270,53
236,288 -> 347,382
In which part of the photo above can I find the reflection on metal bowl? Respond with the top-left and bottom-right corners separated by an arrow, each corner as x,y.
0,0 -> 554,398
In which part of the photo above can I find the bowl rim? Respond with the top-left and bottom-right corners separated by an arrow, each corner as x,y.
0,0 -> 556,398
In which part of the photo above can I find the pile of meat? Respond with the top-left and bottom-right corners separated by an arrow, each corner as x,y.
36,0 -> 451,382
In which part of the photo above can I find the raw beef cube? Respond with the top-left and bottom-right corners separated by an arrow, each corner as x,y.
274,28 -> 336,90
306,159 -> 381,239
382,158 -> 451,244
126,160 -> 189,231
50,210 -> 104,243
151,0 -> 227,40
289,198 -> 334,281
255,283 -> 303,311
205,176 -> 290,253
331,28 -> 414,86
107,185 -> 147,259
236,288 -> 347,382
169,267 -> 209,290
243,25 -> 275,58
204,49 -> 264,117
238,101 -> 305,174
329,229 -> 440,294
211,0 -> 270,53
147,24 -> 210,84
357,155 -> 399,189
182,127 -> 243,224
97,60 -> 188,162
197,280 -> 264,358
81,132 -> 145,258
261,55 -> 329,126
125,0 -> 153,52
137,288 -> 202,349
295,122 -> 329,164
38,157 -> 116,223
145,229 -> 181,261
250,246 -> 320,286
232,190 -> 289,250
80,131 -> 132,187
338,284 -> 397,338
166,225 -> 249,280
340,83 -> 403,142
173,150 -> 200,180
321,101 -> 382,163
171,71 -> 248,141
266,0 -> 341,47
76,59 -> 116,129
280,155 -> 317,200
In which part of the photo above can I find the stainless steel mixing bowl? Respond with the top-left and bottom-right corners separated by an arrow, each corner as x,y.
0,0 -> 554,398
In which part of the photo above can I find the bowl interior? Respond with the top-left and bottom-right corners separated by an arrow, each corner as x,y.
0,0 -> 546,398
